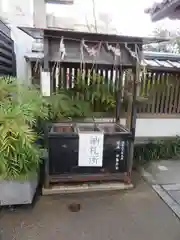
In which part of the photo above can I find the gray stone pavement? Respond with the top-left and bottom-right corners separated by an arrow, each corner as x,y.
1,178 -> 180,240
141,160 -> 180,219
142,160 -> 180,185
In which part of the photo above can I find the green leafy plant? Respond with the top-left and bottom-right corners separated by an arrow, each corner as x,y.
134,136 -> 180,166
0,77 -> 49,125
0,77 -> 48,180
48,90 -> 92,121
70,72 -> 117,112
0,102 -> 40,179
0,76 -> 17,101
17,85 -> 49,125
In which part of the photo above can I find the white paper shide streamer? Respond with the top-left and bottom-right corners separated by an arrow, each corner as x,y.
41,71 -> 51,96
59,36 -> 66,60
106,42 -> 121,56
82,40 -> 98,57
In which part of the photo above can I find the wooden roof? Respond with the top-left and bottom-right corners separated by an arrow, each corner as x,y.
145,0 -> 180,21
142,51 -> 180,71
18,27 -> 169,45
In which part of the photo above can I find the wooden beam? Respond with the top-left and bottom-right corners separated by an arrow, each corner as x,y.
43,37 -> 49,71
48,172 -> 131,184
137,113 -> 180,118
45,0 -> 73,4
135,136 -> 178,145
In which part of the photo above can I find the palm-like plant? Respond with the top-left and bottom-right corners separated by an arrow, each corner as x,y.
0,77 -> 48,180
71,73 -> 116,112
0,76 -> 17,101
0,102 -> 40,179
48,90 -> 92,121
0,78 -> 49,125
16,84 -> 49,124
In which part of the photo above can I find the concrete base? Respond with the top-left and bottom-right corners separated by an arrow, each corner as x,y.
0,177 -> 38,206
42,182 -> 134,195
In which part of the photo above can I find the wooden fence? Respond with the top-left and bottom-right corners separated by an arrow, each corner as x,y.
32,62 -> 180,117
137,71 -> 180,116
50,62 -> 121,92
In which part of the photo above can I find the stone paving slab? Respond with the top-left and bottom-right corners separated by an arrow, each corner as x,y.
168,190 -> 180,205
143,160 -> 180,185
152,185 -> 180,219
141,160 -> 180,220
162,184 -> 180,191
1,180 -> 180,240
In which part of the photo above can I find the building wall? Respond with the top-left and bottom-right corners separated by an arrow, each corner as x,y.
136,118 -> 180,137
0,0 -> 33,81
33,0 -> 46,28
0,0 -> 33,27
120,118 -> 180,137
10,26 -> 33,82
95,118 -> 180,137
0,0 -> 76,80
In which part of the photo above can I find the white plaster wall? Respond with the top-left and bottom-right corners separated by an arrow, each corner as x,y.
10,26 -> 33,82
135,119 -> 180,137
96,118 -> 180,137
0,0 -> 33,27
0,0 -> 33,81
120,118 -> 180,137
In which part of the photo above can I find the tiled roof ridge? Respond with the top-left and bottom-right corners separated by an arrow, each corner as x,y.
145,0 -> 175,14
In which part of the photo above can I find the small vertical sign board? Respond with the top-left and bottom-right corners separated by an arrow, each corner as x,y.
41,71 -> 51,96
115,140 -> 125,170
78,133 -> 104,167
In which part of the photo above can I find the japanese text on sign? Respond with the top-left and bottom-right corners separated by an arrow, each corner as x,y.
115,141 -> 125,170
78,133 -> 104,167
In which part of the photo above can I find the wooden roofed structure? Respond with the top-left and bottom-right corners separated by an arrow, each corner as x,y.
20,27 -> 168,119
19,27 -> 169,182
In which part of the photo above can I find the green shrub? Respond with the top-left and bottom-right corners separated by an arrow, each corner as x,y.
68,73 -> 116,113
134,136 -> 180,166
0,102 -> 40,179
0,77 -> 48,180
48,90 -> 93,121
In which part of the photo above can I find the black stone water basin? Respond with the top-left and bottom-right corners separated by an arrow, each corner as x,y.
47,121 -> 131,176
49,122 -> 129,134
97,123 -> 129,134
50,123 -> 75,133
76,123 -> 100,132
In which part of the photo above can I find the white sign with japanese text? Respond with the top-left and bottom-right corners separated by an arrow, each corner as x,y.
41,71 -> 51,96
78,133 -> 104,167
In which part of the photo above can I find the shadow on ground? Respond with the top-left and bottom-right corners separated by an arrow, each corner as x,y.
1,175 -> 180,240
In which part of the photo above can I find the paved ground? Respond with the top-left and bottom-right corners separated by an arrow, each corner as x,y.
1,178 -> 180,240
143,160 -> 180,185
141,160 -> 180,218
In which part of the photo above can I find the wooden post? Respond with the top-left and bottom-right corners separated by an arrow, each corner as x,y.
44,37 -> 49,72
42,36 -> 53,95
44,156 -> 50,189
115,69 -> 122,123
126,94 -> 133,130
26,59 -> 32,86
128,59 -> 139,178
43,35 -> 50,188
